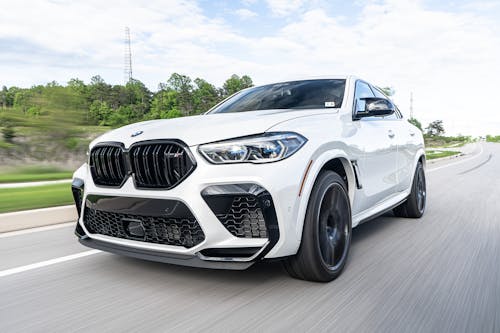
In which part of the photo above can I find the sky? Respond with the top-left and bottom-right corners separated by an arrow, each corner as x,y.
1,0 -> 500,136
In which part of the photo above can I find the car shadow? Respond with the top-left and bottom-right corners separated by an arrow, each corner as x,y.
351,211 -> 400,245
105,212 -> 404,284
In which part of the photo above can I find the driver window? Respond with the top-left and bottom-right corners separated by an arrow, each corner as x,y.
354,81 -> 374,113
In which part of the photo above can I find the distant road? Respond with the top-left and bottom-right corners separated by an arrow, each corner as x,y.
0,143 -> 499,332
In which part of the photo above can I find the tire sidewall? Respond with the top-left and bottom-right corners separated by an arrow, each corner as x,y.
305,171 -> 352,278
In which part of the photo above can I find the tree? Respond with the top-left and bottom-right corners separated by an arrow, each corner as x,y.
5,87 -> 19,107
426,120 -> 445,136
408,117 -> 422,131
222,74 -> 253,97
167,73 -> 194,116
13,90 -> 32,113
193,78 -> 220,114
89,100 -> 112,125
67,78 -> 87,95
149,89 -> 179,119
88,75 -> 111,103
125,79 -> 152,117
379,86 -> 394,96
1,86 -> 7,108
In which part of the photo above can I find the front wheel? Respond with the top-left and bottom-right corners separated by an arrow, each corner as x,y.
284,171 -> 352,282
393,161 -> 426,218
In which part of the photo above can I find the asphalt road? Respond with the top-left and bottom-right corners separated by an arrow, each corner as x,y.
1,142 -> 499,332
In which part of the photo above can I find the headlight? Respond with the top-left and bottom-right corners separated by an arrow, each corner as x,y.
198,132 -> 307,164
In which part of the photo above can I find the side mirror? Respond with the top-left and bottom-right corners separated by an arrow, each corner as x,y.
354,97 -> 395,120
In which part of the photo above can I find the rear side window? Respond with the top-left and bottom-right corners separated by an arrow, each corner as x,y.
208,79 -> 346,113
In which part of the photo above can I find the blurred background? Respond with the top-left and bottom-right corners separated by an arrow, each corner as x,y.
2,0 -> 500,213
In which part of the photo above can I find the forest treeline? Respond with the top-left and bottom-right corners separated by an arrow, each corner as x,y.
0,73 -> 253,128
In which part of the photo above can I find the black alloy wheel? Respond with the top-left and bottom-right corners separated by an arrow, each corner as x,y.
284,171 -> 352,282
393,162 -> 426,218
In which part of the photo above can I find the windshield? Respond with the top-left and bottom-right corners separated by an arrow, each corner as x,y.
208,79 -> 346,114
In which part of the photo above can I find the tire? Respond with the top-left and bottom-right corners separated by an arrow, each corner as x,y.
393,162 -> 426,218
284,171 -> 352,282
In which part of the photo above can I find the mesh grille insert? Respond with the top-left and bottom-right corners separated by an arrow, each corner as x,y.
216,196 -> 268,238
83,207 -> 205,248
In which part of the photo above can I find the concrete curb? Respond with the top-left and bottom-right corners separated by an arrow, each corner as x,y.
0,205 -> 77,233
0,179 -> 72,189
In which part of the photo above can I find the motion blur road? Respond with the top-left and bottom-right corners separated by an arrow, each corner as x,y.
1,143 -> 499,332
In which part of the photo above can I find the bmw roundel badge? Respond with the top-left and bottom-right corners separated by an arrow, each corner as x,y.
131,130 -> 143,137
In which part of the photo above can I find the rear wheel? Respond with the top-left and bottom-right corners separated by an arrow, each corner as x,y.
393,162 -> 426,218
284,171 -> 351,282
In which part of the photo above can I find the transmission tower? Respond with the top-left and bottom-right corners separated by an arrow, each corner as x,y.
124,27 -> 133,84
409,91 -> 414,119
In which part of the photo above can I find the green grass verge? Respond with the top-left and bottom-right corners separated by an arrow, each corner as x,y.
0,141 -> 14,149
426,150 -> 460,160
0,166 -> 72,183
486,135 -> 500,143
0,183 -> 73,213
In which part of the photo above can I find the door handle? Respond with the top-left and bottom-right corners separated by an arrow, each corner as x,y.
388,130 -> 395,139
410,131 -> 415,136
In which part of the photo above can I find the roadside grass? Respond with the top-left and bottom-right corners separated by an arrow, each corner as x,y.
0,183 -> 73,213
486,135 -> 500,143
426,150 -> 461,160
424,135 -> 472,149
0,140 -> 14,149
0,166 -> 72,183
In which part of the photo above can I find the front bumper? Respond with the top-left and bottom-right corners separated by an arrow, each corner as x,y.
76,232 -> 255,270
72,145 -> 308,268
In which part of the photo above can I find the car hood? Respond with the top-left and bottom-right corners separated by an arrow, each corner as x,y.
90,109 -> 330,148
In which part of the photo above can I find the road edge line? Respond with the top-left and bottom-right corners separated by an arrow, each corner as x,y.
0,222 -> 75,238
0,250 -> 101,278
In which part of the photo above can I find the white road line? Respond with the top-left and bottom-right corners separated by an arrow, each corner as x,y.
0,222 -> 75,239
0,250 -> 101,278
427,144 -> 484,173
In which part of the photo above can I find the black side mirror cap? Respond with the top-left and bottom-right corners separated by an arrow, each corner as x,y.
354,97 -> 395,120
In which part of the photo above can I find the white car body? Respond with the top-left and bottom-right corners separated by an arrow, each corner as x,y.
73,75 -> 425,272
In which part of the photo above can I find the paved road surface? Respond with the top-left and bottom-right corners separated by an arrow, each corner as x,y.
1,143 -> 499,332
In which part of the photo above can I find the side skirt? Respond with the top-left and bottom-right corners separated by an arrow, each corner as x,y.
352,191 -> 410,227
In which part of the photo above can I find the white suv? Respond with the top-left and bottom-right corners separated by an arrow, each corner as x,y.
72,76 -> 426,282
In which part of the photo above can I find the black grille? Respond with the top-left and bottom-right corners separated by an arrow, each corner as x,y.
83,207 -> 205,248
89,145 -> 127,187
216,196 -> 268,238
89,140 -> 195,189
130,141 -> 196,189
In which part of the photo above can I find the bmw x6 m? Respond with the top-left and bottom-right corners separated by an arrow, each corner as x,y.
72,76 -> 426,282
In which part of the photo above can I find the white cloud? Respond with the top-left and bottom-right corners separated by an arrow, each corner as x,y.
0,0 -> 499,135
234,8 -> 258,19
265,0 -> 306,16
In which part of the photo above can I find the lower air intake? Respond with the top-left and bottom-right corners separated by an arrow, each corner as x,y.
83,195 -> 205,248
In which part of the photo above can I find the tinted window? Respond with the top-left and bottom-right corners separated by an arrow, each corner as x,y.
372,86 -> 401,119
372,87 -> 388,99
209,79 -> 346,114
354,81 -> 374,112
